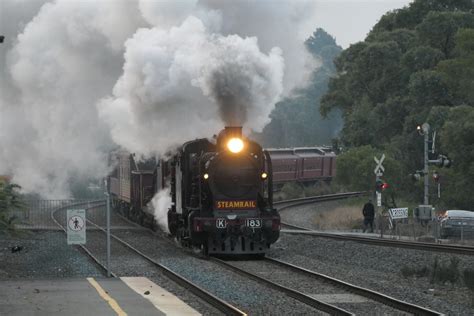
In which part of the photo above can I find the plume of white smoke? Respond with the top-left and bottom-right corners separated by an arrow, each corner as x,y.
1,0 -> 319,202
0,0 -> 146,197
150,188 -> 172,233
99,16 -> 284,156
205,1 -> 318,93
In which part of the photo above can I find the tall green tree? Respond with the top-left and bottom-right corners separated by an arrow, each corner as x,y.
320,0 -> 474,207
255,28 -> 342,147
437,28 -> 474,105
439,106 -> 474,209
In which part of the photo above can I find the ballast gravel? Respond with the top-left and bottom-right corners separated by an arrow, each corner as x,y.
227,259 -> 409,316
0,231 -> 103,280
111,229 -> 326,315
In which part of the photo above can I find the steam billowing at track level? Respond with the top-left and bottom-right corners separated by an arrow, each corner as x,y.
0,0 -> 318,198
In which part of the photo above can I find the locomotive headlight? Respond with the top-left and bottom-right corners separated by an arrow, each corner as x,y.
261,172 -> 268,180
203,173 -> 209,180
227,138 -> 244,153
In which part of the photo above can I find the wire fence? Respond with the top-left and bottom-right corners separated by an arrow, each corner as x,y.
380,215 -> 474,244
9,199 -> 105,230
2,199 -> 108,279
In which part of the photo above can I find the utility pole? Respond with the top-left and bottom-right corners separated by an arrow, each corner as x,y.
414,123 -> 452,224
374,154 -> 386,237
104,179 -> 111,277
422,123 -> 430,205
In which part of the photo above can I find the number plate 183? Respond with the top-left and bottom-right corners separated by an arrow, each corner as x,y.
246,219 -> 261,228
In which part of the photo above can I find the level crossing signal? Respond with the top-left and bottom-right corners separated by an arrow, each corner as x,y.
432,171 -> 440,183
375,179 -> 389,193
437,155 -> 451,168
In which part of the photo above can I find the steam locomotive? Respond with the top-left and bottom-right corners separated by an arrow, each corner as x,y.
108,126 -> 280,255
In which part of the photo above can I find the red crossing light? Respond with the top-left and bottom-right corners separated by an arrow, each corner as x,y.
381,183 -> 389,190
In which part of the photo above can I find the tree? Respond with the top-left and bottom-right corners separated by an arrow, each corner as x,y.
256,28 -> 343,147
320,0 -> 474,207
416,11 -> 474,58
437,28 -> 474,105
0,180 -> 25,232
401,46 -> 444,72
408,70 -> 452,107
439,106 -> 474,209
372,0 -> 474,33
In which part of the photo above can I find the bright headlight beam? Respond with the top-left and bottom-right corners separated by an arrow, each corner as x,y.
227,138 -> 244,153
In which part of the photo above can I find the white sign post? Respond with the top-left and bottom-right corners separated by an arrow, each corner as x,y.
67,209 -> 86,245
376,192 -> 382,207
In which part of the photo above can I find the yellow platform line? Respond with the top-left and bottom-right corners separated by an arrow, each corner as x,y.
87,277 -> 128,316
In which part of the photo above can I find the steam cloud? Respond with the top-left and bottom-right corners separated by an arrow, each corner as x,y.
99,16 -> 284,155
0,0 -> 318,198
150,188 -> 172,233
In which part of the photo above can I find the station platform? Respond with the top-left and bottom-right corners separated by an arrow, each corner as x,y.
0,277 -> 200,316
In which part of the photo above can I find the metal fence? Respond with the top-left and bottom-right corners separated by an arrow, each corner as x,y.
380,215 -> 474,244
9,199 -> 105,230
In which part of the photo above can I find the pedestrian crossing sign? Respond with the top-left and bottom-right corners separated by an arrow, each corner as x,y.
67,209 -> 86,245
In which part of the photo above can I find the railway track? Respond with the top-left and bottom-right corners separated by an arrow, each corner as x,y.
274,191 -> 368,210
91,205 -> 408,315
211,257 -> 442,316
48,195 -> 464,314
277,192 -> 474,256
51,202 -> 246,316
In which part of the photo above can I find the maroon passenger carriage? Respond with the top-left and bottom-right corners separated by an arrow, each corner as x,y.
267,147 -> 336,187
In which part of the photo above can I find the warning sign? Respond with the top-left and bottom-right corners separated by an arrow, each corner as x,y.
67,209 -> 86,245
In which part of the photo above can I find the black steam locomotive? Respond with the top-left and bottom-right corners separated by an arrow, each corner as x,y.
108,126 -> 280,255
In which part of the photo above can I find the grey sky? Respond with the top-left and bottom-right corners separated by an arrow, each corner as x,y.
301,0 -> 413,48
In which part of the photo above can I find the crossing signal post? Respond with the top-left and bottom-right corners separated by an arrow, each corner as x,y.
374,154 -> 387,237
415,123 -> 452,211
374,154 -> 385,207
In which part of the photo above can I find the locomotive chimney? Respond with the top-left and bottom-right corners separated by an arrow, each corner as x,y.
224,126 -> 242,138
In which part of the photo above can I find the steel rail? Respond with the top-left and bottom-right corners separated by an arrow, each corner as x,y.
282,228 -> 474,256
85,215 -> 247,316
50,201 -> 115,277
265,257 -> 443,316
277,193 -> 474,256
274,191 -> 369,210
210,257 -> 354,316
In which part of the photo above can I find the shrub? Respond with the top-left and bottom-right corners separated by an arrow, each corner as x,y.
280,182 -> 304,200
304,182 -> 332,197
430,257 -> 460,285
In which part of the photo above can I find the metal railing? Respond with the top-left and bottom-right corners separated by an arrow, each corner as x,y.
10,199 -> 105,230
